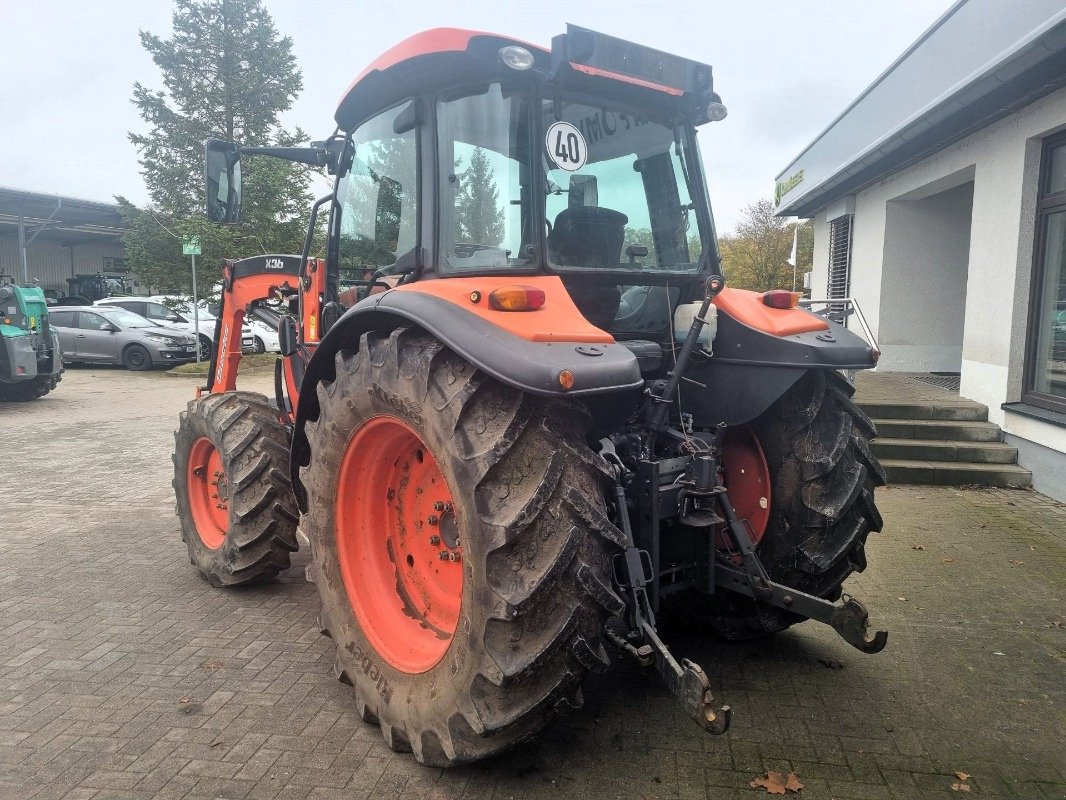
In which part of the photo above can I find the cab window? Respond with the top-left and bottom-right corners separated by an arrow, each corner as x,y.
437,84 -> 533,272
336,101 -> 419,282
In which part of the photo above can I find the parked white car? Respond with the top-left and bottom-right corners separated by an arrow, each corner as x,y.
246,318 -> 281,353
95,296 -> 254,358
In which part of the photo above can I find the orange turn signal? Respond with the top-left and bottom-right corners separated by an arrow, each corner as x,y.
762,290 -> 802,309
488,285 -> 546,312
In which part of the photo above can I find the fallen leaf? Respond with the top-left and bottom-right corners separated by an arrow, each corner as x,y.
749,770 -> 804,794
179,697 -> 191,704
210,740 -> 224,748
954,772 -> 971,781
898,596 -> 908,602
203,659 -> 225,670
951,782 -> 972,792
911,545 -> 925,550
1009,560 -> 1024,566
818,658 -> 844,670
942,558 -> 955,563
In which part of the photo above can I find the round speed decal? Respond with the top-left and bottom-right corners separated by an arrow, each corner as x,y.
545,122 -> 587,172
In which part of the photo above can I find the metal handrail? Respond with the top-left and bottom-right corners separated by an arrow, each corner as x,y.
800,297 -> 879,352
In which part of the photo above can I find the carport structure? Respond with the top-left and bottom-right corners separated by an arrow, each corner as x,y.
0,187 -> 129,293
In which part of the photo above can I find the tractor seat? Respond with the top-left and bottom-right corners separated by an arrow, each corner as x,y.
550,206 -> 629,329
548,206 -> 628,268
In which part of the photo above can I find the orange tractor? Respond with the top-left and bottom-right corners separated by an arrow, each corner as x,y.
173,26 -> 887,766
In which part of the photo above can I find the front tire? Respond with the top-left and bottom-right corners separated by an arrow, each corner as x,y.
173,391 -> 299,587
252,336 -> 266,354
123,343 -> 152,371
301,328 -> 625,766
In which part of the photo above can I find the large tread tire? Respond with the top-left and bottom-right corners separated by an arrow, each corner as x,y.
302,328 -> 625,766
173,391 -> 299,587
693,369 -> 885,639
0,371 -> 62,402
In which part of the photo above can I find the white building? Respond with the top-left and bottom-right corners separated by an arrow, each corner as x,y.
775,0 -> 1066,501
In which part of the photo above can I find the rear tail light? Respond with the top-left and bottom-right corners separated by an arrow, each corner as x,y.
488,285 -> 546,312
762,290 -> 802,309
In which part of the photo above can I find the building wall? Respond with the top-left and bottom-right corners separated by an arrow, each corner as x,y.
878,180 -> 973,372
0,234 -> 128,292
809,86 -> 1066,476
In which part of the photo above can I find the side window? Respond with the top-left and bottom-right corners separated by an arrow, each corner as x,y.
146,302 -> 180,321
111,301 -> 145,316
437,84 -> 532,271
78,312 -> 107,330
336,102 -> 419,279
50,311 -> 73,327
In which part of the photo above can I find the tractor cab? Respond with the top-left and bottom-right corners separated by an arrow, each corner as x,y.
207,26 -> 727,338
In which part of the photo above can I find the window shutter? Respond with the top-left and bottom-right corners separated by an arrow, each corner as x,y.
827,214 -> 853,322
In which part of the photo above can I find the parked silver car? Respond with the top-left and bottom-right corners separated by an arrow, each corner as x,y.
49,306 -> 198,370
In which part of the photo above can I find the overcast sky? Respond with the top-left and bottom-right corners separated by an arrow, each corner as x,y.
0,0 -> 954,233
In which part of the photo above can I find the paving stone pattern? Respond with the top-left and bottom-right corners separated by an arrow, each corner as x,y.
1,367 -> 1063,800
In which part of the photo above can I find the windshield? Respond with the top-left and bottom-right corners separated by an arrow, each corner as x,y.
99,308 -> 158,329
543,95 -> 702,272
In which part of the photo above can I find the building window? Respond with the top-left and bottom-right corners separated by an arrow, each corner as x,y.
1023,132 -> 1066,414
827,214 -> 853,321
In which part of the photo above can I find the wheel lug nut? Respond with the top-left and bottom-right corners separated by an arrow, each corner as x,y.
433,501 -> 445,512
438,551 -> 448,560
427,515 -> 439,525
429,535 -> 440,545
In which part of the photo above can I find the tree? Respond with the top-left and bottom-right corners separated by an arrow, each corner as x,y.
719,199 -> 809,292
455,148 -> 504,246
119,0 -> 313,295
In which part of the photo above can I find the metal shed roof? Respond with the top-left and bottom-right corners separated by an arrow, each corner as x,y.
0,187 -> 126,243
774,0 -> 1066,218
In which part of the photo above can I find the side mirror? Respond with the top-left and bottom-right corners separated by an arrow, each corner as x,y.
568,174 -> 598,208
205,140 -> 242,223
166,313 -> 181,322
99,323 -> 118,332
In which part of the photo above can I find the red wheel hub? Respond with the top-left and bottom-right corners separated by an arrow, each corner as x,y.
335,415 -> 462,674
716,425 -> 771,550
187,437 -> 229,550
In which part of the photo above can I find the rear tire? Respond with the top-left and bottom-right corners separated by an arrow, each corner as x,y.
123,344 -> 152,371
685,370 -> 885,639
0,371 -> 62,402
301,328 -> 625,766
173,391 -> 299,587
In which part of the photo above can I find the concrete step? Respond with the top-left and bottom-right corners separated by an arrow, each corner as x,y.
872,418 -> 1003,442
880,459 -> 1033,488
872,438 -> 1019,464
858,399 -> 988,421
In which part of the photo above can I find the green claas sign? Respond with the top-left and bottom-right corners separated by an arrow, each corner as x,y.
774,170 -> 804,206
182,235 -> 202,256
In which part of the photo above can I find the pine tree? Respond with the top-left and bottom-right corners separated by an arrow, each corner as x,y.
455,148 -> 504,246
119,0 -> 313,294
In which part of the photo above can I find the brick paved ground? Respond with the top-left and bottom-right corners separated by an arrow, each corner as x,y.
1,367 -> 1063,800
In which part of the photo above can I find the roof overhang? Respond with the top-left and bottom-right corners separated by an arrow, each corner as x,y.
0,187 -> 126,244
775,0 -> 1066,218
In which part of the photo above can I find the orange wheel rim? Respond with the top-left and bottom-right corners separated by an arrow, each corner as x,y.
187,437 -> 229,549
335,415 -> 463,674
715,425 -> 771,550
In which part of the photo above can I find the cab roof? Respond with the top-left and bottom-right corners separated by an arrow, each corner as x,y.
335,28 -> 547,130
